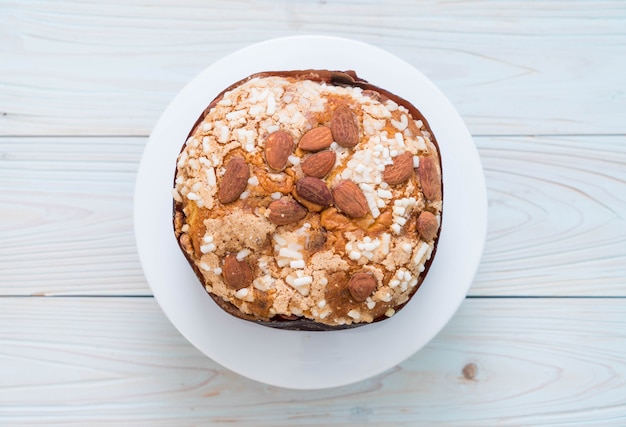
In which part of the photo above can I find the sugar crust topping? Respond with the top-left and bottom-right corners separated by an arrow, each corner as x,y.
173,75 -> 442,326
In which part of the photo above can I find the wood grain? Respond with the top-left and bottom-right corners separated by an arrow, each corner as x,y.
1,1 -> 625,136
2,1 -> 625,424
474,135 -> 626,295
0,137 -> 148,295
1,135 -> 624,297
1,297 -> 626,425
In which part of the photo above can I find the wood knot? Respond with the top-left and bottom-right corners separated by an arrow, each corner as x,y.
462,362 -> 478,380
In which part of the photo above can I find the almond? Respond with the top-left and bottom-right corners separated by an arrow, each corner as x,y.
218,157 -> 250,204
333,180 -> 369,218
267,198 -> 307,225
417,211 -> 439,241
383,152 -> 414,185
295,177 -> 333,207
264,131 -> 293,171
419,155 -> 442,201
348,271 -> 377,302
331,105 -> 359,148
301,150 -> 336,178
298,126 -> 333,151
222,254 -> 252,290
361,90 -> 383,102
307,228 -> 327,252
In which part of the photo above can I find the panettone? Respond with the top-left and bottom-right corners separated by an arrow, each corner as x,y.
173,70 -> 442,330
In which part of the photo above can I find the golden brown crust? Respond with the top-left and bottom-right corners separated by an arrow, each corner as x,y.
173,70 -> 443,331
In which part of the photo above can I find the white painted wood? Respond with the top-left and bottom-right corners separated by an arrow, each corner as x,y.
1,135 -> 624,296
1,2 -> 625,422
0,137 -> 148,295
474,135 -> 626,295
1,1 -> 625,136
1,297 -> 626,426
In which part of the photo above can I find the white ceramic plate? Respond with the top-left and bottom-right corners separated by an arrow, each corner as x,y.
134,35 -> 486,390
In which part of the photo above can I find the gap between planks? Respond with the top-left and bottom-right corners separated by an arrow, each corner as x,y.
1,133 -> 625,139
2,295 -> 626,299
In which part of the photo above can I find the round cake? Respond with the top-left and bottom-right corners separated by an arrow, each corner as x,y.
172,70 -> 442,330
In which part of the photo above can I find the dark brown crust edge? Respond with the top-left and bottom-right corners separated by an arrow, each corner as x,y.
173,69 -> 443,331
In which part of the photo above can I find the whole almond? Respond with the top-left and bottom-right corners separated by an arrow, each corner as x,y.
268,198 -> 307,225
348,271 -> 377,302
295,177 -> 333,207
383,152 -> 414,185
333,180 -> 369,218
419,155 -> 442,201
301,150 -> 336,178
298,126 -> 333,151
331,105 -> 359,148
218,157 -> 250,204
264,131 -> 294,171
222,254 -> 252,290
417,211 -> 439,241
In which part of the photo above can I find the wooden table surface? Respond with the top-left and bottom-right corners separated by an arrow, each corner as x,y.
2,1 -> 626,425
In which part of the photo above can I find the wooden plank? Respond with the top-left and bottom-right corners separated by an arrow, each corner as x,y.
1,297 -> 626,425
1,135 -> 624,296
0,137 -> 149,295
474,135 -> 626,295
1,1 -> 625,136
